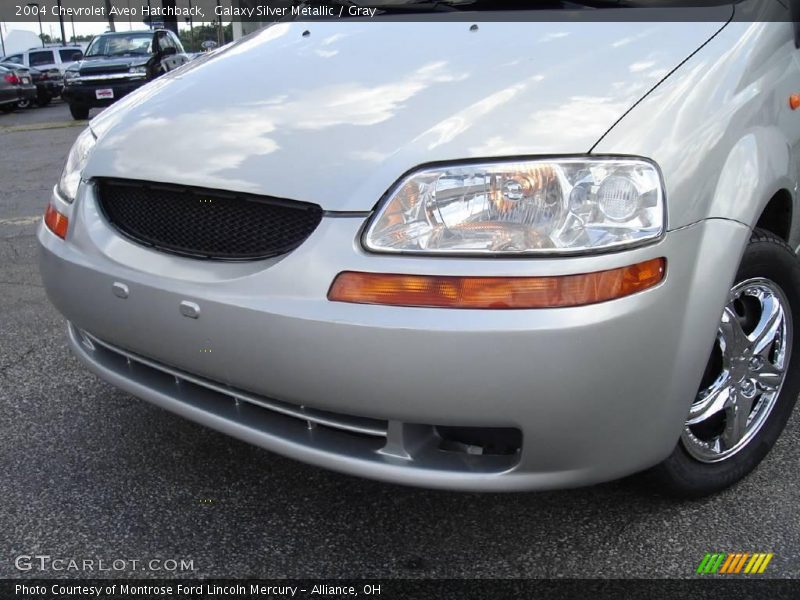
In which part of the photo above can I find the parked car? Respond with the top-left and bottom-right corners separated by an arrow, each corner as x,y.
0,65 -> 36,113
61,29 -> 189,120
0,62 -> 63,108
0,65 -> 20,113
38,0 -> 800,498
1,45 -> 84,76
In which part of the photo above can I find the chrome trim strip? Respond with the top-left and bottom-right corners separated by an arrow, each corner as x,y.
72,72 -> 146,82
81,330 -> 388,438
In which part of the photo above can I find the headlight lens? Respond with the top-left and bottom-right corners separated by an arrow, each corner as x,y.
58,127 -> 96,202
364,158 -> 664,255
129,65 -> 147,75
64,69 -> 78,81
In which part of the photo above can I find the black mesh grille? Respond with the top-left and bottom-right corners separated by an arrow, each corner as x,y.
97,179 -> 323,260
79,64 -> 129,76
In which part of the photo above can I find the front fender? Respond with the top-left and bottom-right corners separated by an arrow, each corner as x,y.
710,129 -> 794,230
592,19 -> 800,238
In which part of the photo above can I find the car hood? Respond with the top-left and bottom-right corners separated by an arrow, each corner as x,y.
87,14 -> 729,212
76,55 -> 150,71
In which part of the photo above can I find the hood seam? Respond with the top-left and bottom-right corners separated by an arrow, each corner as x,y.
587,7 -> 734,155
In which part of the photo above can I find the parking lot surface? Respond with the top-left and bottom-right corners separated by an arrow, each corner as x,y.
2,101 -> 799,579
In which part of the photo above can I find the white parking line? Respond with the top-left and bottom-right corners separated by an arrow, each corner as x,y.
0,121 -> 87,134
0,216 -> 41,226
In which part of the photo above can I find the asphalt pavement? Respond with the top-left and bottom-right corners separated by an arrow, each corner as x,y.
1,101 -> 799,580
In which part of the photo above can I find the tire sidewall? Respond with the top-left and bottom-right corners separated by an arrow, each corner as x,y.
69,104 -> 89,120
660,231 -> 800,496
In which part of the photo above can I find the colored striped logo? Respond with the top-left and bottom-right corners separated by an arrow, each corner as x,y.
696,553 -> 773,574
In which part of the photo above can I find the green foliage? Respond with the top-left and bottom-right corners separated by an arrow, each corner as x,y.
178,22 -> 233,52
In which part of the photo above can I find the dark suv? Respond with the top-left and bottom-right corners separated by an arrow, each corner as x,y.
62,29 -> 189,120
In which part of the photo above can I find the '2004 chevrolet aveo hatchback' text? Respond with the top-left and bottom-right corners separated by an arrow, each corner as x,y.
39,0 -> 800,497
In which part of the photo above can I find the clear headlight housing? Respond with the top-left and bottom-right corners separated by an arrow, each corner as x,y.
64,69 -> 79,81
364,158 -> 664,255
129,65 -> 147,75
57,127 -> 96,202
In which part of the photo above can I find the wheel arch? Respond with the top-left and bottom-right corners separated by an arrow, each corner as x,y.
706,128 -> 797,243
755,189 -> 793,244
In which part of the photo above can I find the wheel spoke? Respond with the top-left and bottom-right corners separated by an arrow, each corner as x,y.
687,384 -> 732,426
720,307 -> 749,359
754,363 -> 783,392
722,388 -> 756,448
721,404 -> 747,449
750,295 -> 783,357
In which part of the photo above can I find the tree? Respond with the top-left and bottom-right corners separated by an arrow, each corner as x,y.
178,22 -> 232,53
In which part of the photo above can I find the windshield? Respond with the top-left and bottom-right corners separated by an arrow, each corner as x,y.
325,0 -> 740,10
85,33 -> 153,57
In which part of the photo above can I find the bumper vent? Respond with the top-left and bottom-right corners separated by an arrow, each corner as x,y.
96,179 -> 323,260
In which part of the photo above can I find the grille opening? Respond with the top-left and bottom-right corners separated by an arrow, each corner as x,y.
79,65 -> 129,75
436,426 -> 522,456
96,179 -> 323,261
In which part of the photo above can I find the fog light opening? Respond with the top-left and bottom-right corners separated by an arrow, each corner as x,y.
436,426 -> 522,456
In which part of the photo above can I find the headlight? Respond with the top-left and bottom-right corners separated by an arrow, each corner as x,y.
64,69 -> 78,81
58,127 -> 96,202
129,65 -> 147,75
363,158 -> 664,255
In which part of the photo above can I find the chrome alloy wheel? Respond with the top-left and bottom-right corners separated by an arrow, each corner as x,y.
682,278 -> 793,463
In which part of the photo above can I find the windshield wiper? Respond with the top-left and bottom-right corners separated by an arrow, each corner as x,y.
460,0 -> 634,8
296,0 -> 458,13
364,1 -> 459,12
295,0 -> 622,14
381,0 -> 633,10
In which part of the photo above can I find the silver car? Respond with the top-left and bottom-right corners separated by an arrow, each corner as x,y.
38,0 -> 800,497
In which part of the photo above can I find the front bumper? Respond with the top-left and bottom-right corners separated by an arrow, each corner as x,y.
61,79 -> 145,107
38,183 -> 751,490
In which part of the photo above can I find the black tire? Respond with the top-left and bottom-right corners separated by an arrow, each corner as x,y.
36,92 -> 51,107
646,228 -> 800,498
69,103 -> 90,120
17,98 -> 32,109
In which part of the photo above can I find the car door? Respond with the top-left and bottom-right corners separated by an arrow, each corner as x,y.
168,31 -> 190,68
154,31 -> 183,73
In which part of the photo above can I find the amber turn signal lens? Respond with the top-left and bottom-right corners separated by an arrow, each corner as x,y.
790,94 -> 800,111
44,203 -> 69,240
328,258 -> 666,309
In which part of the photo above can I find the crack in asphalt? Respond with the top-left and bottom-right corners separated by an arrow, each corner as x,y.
0,344 -> 40,379
0,237 -> 21,260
